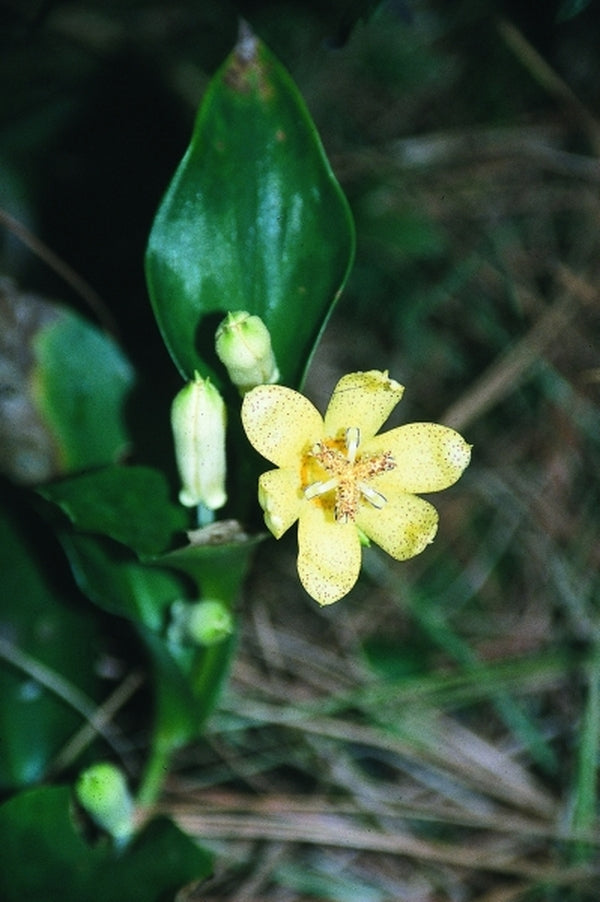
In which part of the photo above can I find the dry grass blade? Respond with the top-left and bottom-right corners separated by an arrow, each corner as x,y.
0,635 -> 131,760
216,700 -> 555,817
441,289 -> 577,432
497,18 -> 600,153
47,669 -> 144,777
169,801 -> 596,881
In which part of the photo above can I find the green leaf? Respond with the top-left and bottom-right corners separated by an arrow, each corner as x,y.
58,532 -> 186,631
158,525 -> 264,601
146,28 -> 355,390
43,529 -> 239,801
141,626 -> 236,749
135,530 -> 264,801
40,465 -> 187,557
32,305 -> 134,473
0,495 -> 104,790
0,786 -> 212,902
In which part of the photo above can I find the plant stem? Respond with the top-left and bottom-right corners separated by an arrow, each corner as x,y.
136,742 -> 173,807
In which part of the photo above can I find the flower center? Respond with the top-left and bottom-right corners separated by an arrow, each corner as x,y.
302,427 -> 396,523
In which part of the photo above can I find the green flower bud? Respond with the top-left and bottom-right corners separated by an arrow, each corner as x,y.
75,762 -> 133,844
168,598 -> 234,647
171,373 -> 227,509
215,311 -> 280,394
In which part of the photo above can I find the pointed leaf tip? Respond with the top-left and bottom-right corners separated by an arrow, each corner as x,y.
224,20 -> 273,100
236,19 -> 259,65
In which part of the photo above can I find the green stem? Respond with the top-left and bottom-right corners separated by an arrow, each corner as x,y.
136,741 -> 173,807
196,503 -> 215,528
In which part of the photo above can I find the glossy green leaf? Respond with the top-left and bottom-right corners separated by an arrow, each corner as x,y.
158,525 -> 264,601
32,305 -> 134,473
52,528 -> 254,790
146,29 -> 355,390
0,284 -> 134,485
135,530 -> 265,799
0,786 -> 212,902
48,518 -> 257,792
140,629 -> 200,754
0,495 -> 104,790
44,528 -> 239,800
40,465 -> 187,557
141,624 -> 237,747
59,532 -> 186,631
145,529 -> 262,745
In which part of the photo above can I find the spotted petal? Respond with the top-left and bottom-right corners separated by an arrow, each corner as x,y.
258,468 -> 302,538
242,384 -> 323,467
356,492 -> 439,561
367,423 -> 472,494
323,370 -> 405,442
297,503 -> 362,605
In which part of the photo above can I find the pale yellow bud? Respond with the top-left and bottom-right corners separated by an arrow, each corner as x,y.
171,373 -> 227,509
215,311 -> 279,394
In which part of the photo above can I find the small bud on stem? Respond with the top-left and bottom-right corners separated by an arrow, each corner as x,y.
168,598 -> 234,647
171,373 -> 227,509
215,311 -> 279,394
75,762 -> 133,844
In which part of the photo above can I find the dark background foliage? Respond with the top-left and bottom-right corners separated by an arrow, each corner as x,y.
2,1 -> 600,899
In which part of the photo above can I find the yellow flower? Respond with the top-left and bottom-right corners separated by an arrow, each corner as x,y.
241,370 -> 471,605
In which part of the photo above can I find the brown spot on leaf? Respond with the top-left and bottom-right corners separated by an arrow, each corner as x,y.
224,20 -> 274,101
0,278 -> 61,483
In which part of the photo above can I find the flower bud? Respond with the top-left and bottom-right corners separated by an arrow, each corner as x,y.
215,311 -> 279,394
75,762 -> 133,844
171,373 -> 227,509
167,598 -> 234,647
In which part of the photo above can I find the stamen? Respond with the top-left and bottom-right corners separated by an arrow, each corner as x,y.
310,441 -> 343,473
359,483 -> 387,509
345,427 -> 360,463
303,435 -> 395,521
304,478 -> 338,500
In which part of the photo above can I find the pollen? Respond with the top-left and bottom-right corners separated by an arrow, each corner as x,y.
302,427 -> 396,522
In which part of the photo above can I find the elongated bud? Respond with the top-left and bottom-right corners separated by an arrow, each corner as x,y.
167,598 -> 234,647
75,762 -> 133,844
215,311 -> 279,394
171,373 -> 227,509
